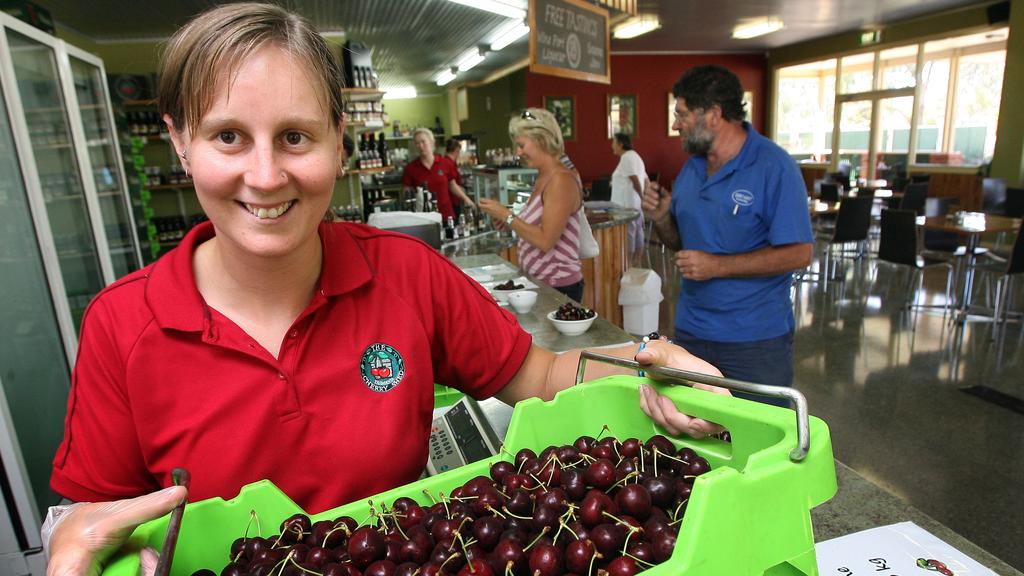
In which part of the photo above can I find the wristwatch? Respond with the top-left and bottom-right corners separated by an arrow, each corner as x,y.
505,212 -> 516,227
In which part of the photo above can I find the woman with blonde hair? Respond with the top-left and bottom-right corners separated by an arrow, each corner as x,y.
479,108 -> 586,302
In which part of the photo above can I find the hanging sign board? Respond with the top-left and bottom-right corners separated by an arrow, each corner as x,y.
529,0 -> 610,84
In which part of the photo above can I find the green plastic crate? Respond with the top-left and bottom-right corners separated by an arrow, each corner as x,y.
433,383 -> 464,408
103,376 -> 837,576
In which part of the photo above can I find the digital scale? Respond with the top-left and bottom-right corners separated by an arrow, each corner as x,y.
425,396 -> 502,475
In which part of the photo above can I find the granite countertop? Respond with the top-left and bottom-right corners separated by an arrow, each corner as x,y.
450,253 -> 635,353
440,209 -> 640,258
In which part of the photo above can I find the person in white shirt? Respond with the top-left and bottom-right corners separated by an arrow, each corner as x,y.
611,132 -> 648,259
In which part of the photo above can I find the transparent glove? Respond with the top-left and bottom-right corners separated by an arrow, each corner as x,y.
635,338 -> 731,439
46,486 -> 187,576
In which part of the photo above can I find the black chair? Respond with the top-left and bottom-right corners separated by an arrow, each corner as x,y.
982,178 -> 1007,215
910,173 -> 932,185
899,182 -> 929,216
820,196 -> 874,286
388,223 -> 442,249
975,220 -> 1024,340
819,182 -> 841,203
878,209 -> 955,328
589,176 -> 612,202
1005,187 -> 1024,219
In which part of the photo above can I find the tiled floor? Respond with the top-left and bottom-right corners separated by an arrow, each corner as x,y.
638,240 -> 1024,570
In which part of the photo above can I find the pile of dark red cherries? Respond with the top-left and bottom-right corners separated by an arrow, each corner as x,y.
198,431 -> 711,576
553,303 -> 595,322
493,280 -> 525,291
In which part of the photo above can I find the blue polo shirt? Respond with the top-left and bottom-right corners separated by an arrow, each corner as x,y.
670,123 -> 812,342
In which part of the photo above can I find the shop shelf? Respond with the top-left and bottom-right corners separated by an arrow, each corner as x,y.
101,376 -> 836,576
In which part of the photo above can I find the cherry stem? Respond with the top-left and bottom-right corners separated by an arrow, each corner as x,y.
438,551 -> 462,573
606,471 -> 639,493
288,553 -> 324,576
529,472 -> 548,490
440,492 -> 451,518
588,548 -> 603,576
486,504 -> 507,518
557,520 -> 580,541
523,526 -> 550,551
505,561 -> 515,576
624,552 -> 656,568
501,506 -> 532,521
596,424 -> 611,441
243,509 -> 261,540
653,447 -> 659,477
422,489 -> 437,505
272,550 -> 296,576
671,497 -> 689,522
601,510 -> 640,532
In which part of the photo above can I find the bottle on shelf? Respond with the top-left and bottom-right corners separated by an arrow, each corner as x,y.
445,216 -> 456,240
457,213 -> 468,238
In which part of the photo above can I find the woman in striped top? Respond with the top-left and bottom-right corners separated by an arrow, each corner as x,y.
480,108 -> 585,302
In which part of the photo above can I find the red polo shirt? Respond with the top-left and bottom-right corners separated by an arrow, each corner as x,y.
51,221 -> 531,512
402,154 -> 457,219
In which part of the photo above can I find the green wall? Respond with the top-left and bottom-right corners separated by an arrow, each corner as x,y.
460,69 -> 526,152
768,0 -> 1024,186
385,94 -> 451,137
991,0 -> 1024,185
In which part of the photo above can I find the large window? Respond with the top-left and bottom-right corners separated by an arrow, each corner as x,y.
774,28 -> 1007,176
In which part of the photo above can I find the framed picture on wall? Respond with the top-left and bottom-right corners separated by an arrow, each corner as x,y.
608,94 -> 637,138
544,96 -> 576,141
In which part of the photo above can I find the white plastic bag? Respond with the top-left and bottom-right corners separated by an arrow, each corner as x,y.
578,207 -> 600,259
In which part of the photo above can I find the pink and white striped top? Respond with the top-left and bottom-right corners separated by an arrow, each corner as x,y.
517,178 -> 583,288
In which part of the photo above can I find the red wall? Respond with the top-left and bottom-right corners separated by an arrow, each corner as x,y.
526,53 -> 768,186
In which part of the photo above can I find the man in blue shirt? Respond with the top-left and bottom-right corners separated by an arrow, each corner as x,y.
643,65 -> 813,402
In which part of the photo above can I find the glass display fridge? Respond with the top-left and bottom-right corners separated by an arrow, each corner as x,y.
0,12 -> 141,575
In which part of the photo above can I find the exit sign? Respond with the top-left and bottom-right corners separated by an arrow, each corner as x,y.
860,30 -> 882,45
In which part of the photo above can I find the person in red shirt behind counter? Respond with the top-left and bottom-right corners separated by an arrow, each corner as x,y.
42,4 -> 729,575
402,128 -> 475,220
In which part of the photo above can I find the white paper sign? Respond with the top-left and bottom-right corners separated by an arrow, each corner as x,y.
816,522 -> 997,576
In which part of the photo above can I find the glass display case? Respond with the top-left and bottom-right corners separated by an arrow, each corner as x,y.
471,166 -> 538,206
0,13 -> 140,574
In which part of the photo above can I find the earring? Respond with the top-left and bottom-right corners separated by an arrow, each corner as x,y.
179,149 -> 188,160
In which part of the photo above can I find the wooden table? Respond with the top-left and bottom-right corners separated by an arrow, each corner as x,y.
919,213 -> 1021,322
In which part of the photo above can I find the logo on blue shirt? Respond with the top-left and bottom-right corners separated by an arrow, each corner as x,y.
731,189 -> 755,206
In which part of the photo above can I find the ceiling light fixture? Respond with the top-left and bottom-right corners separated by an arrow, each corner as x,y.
436,69 -> 457,87
383,86 -> 418,100
612,15 -> 660,40
457,49 -> 486,72
446,0 -> 526,20
490,22 -> 530,50
732,17 -> 784,39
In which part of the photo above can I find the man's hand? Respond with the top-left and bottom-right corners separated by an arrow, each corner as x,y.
47,486 -> 187,576
641,181 -> 670,223
676,249 -> 723,281
635,339 -> 730,439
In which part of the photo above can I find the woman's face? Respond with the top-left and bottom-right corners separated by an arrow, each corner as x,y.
414,133 -> 434,158
513,134 -> 549,169
611,139 -> 623,156
167,45 -> 342,260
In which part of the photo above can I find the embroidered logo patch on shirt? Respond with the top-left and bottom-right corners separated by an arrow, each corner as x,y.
359,343 -> 406,392
731,189 -> 755,206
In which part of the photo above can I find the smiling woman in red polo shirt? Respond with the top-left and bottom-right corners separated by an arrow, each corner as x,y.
42,5 -> 728,575
402,127 -> 475,220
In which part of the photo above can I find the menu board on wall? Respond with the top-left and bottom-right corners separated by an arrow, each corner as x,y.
529,0 -> 610,84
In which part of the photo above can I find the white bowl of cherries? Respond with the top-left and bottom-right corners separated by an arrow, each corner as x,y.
547,303 -> 597,336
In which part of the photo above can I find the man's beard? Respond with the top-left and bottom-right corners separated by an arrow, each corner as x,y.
682,116 -> 714,156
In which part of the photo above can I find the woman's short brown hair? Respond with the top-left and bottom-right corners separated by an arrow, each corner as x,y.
157,3 -> 345,135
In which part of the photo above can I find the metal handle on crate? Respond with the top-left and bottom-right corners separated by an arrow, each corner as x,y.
575,350 -> 810,462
